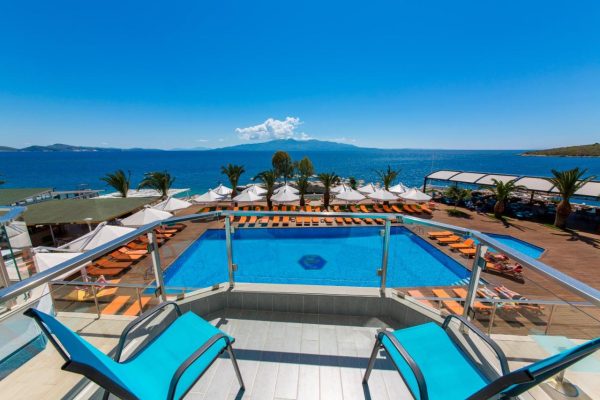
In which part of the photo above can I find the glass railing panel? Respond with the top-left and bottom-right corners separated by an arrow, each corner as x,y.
231,208 -> 385,288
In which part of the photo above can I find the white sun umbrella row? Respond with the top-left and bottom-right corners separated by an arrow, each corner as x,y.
153,196 -> 192,212
233,189 -> 264,203
336,189 -> 366,203
271,187 -> 300,203
274,183 -> 299,194
400,188 -> 432,202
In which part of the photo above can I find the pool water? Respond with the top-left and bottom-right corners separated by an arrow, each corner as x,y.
484,233 -> 545,259
163,226 -> 470,289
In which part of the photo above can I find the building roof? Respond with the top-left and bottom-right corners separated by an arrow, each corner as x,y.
22,197 -> 156,225
0,188 -> 53,206
425,170 -> 600,198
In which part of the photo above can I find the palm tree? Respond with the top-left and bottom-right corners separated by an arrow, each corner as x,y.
254,170 -> 277,210
375,165 -> 401,190
272,151 -> 294,183
295,157 -> 314,207
444,186 -> 471,210
547,168 -> 596,229
100,169 -> 130,198
318,172 -> 340,210
138,171 -> 175,199
348,177 -> 357,190
488,179 -> 523,218
221,164 -> 245,198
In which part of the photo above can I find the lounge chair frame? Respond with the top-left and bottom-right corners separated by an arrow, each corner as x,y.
25,301 -> 245,400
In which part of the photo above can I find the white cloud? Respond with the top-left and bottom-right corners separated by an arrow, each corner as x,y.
218,138 -> 225,142
235,117 -> 310,141
195,139 -> 209,143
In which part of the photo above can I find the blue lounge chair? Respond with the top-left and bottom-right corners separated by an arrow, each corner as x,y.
25,302 -> 244,400
363,314 -> 600,400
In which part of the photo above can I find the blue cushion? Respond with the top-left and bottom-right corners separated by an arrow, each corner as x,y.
30,310 -> 230,400
381,322 -> 489,400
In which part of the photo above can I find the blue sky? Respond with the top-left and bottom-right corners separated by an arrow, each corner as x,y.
1,1 -> 599,150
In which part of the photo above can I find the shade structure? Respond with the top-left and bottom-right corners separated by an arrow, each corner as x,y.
335,189 -> 366,203
368,189 -> 397,202
400,188 -> 432,202
60,222 -> 135,252
233,190 -> 264,203
331,183 -> 351,194
244,184 -> 268,195
120,207 -> 173,227
153,197 -> 192,212
192,190 -> 227,203
34,251 -> 88,281
388,183 -> 408,194
271,187 -> 300,203
99,188 -> 189,198
357,183 -> 377,194
213,184 -> 233,196
274,184 -> 299,194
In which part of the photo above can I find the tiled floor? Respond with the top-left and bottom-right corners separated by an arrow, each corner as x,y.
187,308 -> 410,400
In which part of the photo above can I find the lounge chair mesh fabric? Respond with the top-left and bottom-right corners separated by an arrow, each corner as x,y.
382,322 -> 488,399
27,309 -> 231,400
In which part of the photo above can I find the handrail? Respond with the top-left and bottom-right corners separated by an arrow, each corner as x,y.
1,209 -> 599,310
403,294 -> 596,307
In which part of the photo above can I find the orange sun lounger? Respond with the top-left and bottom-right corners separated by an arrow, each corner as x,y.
248,215 -> 258,226
459,248 -> 477,257
432,288 -> 463,315
449,238 -> 475,250
427,230 -> 453,238
437,235 -> 462,244
407,289 -> 436,308
402,204 -> 415,214
391,205 -> 402,213
452,288 -> 492,314
382,204 -> 393,213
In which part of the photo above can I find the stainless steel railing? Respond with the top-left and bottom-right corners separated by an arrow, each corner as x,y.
0,208 -> 599,319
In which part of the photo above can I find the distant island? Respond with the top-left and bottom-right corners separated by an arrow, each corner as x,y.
0,143 -> 163,152
523,143 -> 600,157
214,139 -> 371,152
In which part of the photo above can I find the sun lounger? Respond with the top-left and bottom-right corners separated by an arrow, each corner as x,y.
87,266 -> 125,277
363,314 -> 600,400
451,287 -> 492,314
336,216 -> 344,224
432,288 -> 463,314
123,296 -> 152,316
407,289 -> 436,308
495,286 -> 543,314
110,250 -> 144,262
248,215 -> 257,226
372,204 -> 384,213
119,247 -> 147,255
324,217 -> 334,225
26,302 -> 245,400
382,204 -> 393,213
96,258 -> 133,269
296,216 -> 304,226
359,205 -> 370,213
420,204 -> 433,214
126,242 -> 149,251
477,287 -> 518,313
259,216 -> 269,225
449,238 -> 475,250
427,230 -> 453,238
402,204 -> 414,213
437,235 -> 461,244
485,262 -> 524,281
391,205 -> 402,213
272,214 -> 280,226
459,248 -> 477,257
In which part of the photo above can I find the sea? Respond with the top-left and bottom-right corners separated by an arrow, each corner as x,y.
1,150 -> 600,198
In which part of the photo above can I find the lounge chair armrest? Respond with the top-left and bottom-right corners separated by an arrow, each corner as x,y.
167,333 -> 231,400
114,301 -> 182,362
377,330 -> 429,400
442,314 -> 510,375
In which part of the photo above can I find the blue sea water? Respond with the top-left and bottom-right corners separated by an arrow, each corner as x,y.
162,226 -> 470,289
1,149 -> 600,196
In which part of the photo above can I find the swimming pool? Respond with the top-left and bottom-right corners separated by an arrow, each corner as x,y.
163,226 -> 470,289
484,233 -> 545,259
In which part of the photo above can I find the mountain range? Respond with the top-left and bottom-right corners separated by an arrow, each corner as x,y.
0,139 -> 370,152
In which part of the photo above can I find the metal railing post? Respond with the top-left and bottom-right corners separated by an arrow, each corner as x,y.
225,216 -> 235,288
90,284 -> 101,318
147,231 -> 167,302
463,244 -> 484,320
380,218 -> 391,295
487,302 -> 497,335
544,304 -> 557,335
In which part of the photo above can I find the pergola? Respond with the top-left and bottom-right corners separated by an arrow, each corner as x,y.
423,170 -> 600,200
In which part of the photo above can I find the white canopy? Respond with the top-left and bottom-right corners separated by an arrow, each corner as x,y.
120,207 -> 173,227
244,184 -> 268,195
60,222 -> 135,252
368,189 -> 397,202
233,190 -> 264,203
336,189 -> 366,203
274,184 -> 299,194
99,188 -> 189,198
358,183 -> 377,194
213,184 -> 233,196
4,220 -> 32,249
192,190 -> 227,203
271,187 -> 300,203
389,183 -> 408,194
153,197 -> 192,212
34,251 -> 87,281
400,188 -> 432,202
331,183 -> 351,194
